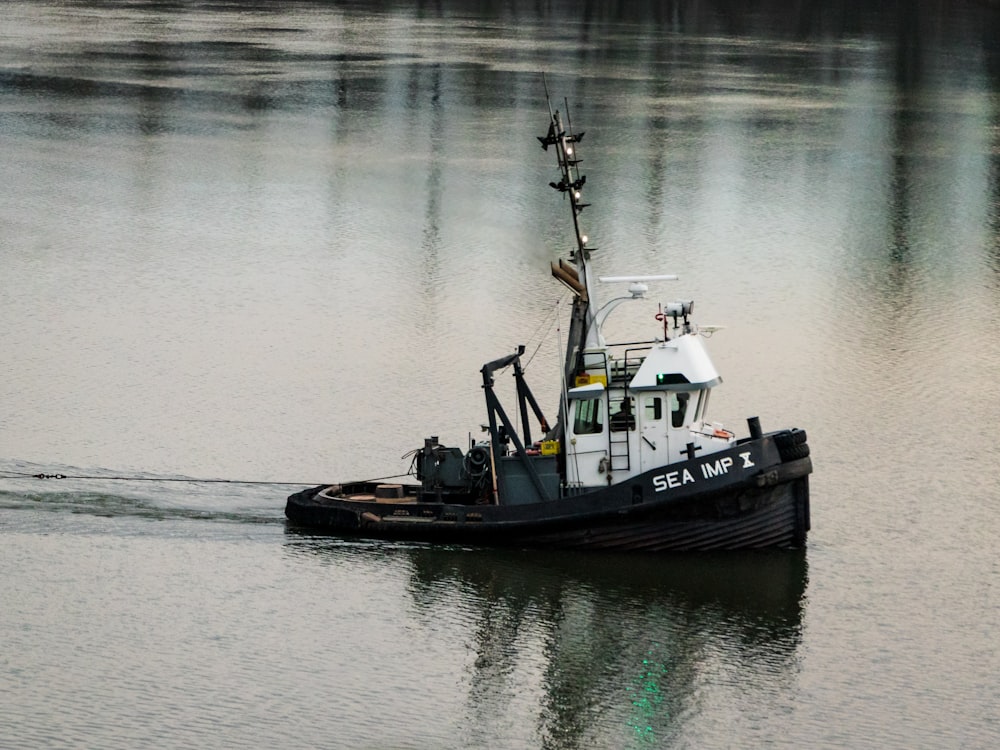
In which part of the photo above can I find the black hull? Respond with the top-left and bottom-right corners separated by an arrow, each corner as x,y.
285,450 -> 812,553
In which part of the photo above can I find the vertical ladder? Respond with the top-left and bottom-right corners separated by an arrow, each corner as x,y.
606,348 -> 649,473
609,426 -> 631,471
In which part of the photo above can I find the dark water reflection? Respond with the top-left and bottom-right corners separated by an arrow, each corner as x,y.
6,1 -> 1000,130
286,536 -> 806,748
409,549 -> 805,748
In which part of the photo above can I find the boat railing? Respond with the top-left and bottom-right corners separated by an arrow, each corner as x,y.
609,357 -> 641,384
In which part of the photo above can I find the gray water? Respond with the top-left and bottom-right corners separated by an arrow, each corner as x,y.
2,1 -> 999,747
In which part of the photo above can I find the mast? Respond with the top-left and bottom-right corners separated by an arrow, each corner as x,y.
539,102 -> 601,382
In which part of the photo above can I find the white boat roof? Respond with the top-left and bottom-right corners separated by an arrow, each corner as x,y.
567,381 -> 606,399
629,334 -> 722,391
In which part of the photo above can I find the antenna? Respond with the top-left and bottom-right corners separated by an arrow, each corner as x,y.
542,73 -> 554,120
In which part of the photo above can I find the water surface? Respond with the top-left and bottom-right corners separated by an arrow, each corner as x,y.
2,1 -> 999,747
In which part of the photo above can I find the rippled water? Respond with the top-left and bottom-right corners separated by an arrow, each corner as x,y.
2,1 -> 999,748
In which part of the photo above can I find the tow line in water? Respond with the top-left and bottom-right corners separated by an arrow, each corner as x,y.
0,470 -> 411,486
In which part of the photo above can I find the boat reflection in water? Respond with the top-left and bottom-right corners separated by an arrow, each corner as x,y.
286,532 -> 807,745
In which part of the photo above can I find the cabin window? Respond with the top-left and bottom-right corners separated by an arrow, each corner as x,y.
670,392 -> 690,428
610,396 -> 636,432
573,397 -> 604,435
644,397 -> 662,421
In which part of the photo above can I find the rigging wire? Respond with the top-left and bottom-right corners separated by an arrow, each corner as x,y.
523,293 -> 567,371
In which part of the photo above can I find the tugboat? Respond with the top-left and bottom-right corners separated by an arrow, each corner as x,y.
285,103 -> 812,551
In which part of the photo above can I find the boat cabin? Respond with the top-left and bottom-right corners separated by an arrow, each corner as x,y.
564,330 -> 732,488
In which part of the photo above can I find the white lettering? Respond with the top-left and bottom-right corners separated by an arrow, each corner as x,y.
652,470 -> 690,492
740,451 -> 755,469
702,458 -> 732,478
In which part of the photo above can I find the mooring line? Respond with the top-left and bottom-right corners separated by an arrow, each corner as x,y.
0,470 -> 413,487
